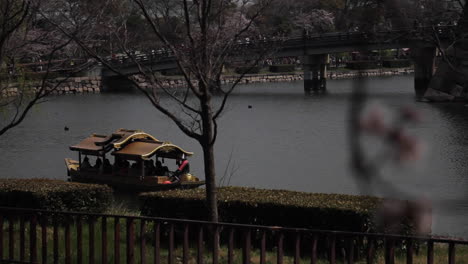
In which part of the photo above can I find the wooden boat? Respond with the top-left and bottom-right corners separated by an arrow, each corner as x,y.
65,129 -> 205,192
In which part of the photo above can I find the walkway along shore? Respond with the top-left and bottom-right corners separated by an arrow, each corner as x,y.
134,67 -> 414,89
1,67 -> 414,97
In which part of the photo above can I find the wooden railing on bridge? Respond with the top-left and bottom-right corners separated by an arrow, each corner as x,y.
0,207 -> 466,264
110,25 -> 457,62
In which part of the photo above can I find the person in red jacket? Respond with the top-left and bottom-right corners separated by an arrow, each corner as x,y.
172,159 -> 190,181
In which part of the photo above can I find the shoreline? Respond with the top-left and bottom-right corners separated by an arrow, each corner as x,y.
1,67 -> 414,97
144,67 -> 415,89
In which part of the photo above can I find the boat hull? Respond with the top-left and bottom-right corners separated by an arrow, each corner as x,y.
65,158 -> 205,192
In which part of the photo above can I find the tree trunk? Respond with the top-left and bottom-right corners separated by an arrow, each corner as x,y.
202,142 -> 218,222
200,94 -> 219,223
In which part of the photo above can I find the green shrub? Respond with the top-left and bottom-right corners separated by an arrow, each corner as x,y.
234,66 -> 260,74
269,64 -> 295,73
382,59 -> 412,68
140,187 -> 381,232
0,179 -> 113,213
345,61 -> 380,70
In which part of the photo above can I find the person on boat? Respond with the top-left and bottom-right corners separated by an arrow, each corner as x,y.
145,160 -> 155,175
172,158 -> 190,180
163,165 -> 170,176
117,159 -> 129,176
103,159 -> 112,174
154,160 -> 169,176
81,156 -> 91,170
132,160 -> 143,176
94,158 -> 102,169
154,160 -> 166,176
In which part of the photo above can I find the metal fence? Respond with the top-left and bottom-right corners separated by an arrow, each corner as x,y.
0,207 -> 467,264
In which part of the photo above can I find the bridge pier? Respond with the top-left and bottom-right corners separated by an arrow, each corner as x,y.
303,54 -> 328,92
320,62 -> 327,90
412,47 -> 436,98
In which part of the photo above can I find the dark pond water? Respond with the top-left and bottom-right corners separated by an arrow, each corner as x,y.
1,75 -> 468,238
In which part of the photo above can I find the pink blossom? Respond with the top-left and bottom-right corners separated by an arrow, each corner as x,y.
407,198 -> 432,234
400,106 -> 422,123
359,108 -> 388,135
376,198 -> 432,234
376,199 -> 407,233
389,130 -> 423,162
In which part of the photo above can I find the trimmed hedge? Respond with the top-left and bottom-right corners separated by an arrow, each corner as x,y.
345,61 -> 380,70
269,64 -> 295,73
140,187 -> 381,232
382,59 -> 412,68
0,179 -> 113,213
234,66 -> 260,74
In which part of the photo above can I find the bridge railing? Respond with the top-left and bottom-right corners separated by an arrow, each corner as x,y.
101,25 -> 457,71
0,207 -> 467,264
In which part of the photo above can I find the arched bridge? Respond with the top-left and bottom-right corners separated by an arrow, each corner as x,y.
100,26 -> 455,95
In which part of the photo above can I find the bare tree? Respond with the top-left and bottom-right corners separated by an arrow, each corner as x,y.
45,0 -> 274,223
0,0 -> 84,136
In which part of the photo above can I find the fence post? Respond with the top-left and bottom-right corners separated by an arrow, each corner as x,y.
347,236 -> 354,264
168,224 -> 174,264
197,226 -> 203,264
385,238 -> 395,264
366,237 -> 374,264
65,216 -> 71,264
310,234 -> 317,264
228,228 -> 234,264
243,229 -> 251,264
127,218 -> 135,264
141,220 -> 146,264
183,224 -> 189,264
53,217 -> 58,264
260,231 -> 266,264
329,234 -> 336,264
406,239 -> 413,264
277,232 -> 284,264
213,225 -> 220,264
448,242 -> 455,264
427,240 -> 434,264
102,217 -> 107,264
114,217 -> 120,264
29,214 -> 37,264
9,215 -> 15,261
77,216 -> 83,264
0,216 -> 3,260
20,216 -> 25,262
41,216 -> 47,264
89,216 -> 95,264
154,222 -> 160,264
294,232 -> 300,264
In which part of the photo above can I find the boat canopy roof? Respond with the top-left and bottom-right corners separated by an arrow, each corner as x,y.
69,134 -> 109,155
112,130 -> 161,149
112,141 -> 193,160
69,129 -> 192,159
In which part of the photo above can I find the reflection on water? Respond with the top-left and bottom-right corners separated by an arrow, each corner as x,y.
1,75 -> 468,238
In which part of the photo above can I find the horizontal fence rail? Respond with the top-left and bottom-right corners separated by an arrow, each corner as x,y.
0,207 -> 466,264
